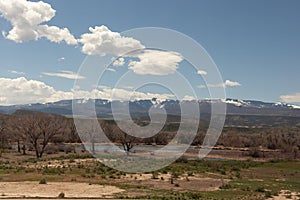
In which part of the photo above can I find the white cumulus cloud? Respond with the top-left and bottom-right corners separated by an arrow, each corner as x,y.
0,0 -> 77,44
79,27 -> 184,76
197,83 -> 224,88
197,70 -> 207,75
182,95 -> 196,101
197,79 -> 241,89
79,25 -> 144,56
128,50 -> 183,75
121,86 -> 134,90
112,57 -> 125,67
106,68 -> 116,72
8,70 -> 25,75
280,93 -> 300,103
58,57 -> 65,62
225,80 -> 241,87
42,70 -> 85,80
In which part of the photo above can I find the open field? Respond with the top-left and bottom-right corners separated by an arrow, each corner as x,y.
0,181 -> 123,198
0,150 -> 299,199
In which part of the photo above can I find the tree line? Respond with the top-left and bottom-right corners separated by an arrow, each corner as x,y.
0,110 -> 300,159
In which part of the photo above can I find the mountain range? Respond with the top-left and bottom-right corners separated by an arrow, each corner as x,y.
1,98 -> 300,128
1,98 -> 300,116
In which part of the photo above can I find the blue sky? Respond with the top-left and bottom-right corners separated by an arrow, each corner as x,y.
0,0 -> 300,105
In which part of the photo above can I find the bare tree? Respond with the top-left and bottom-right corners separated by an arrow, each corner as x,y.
13,112 -> 66,158
120,132 -> 136,155
10,116 -> 28,155
0,116 -> 8,157
111,125 -> 136,155
76,119 -> 104,155
67,119 -> 81,143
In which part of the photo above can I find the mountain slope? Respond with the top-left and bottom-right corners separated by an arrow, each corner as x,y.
0,98 -> 300,118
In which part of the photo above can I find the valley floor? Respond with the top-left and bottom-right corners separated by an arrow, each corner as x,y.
0,150 -> 299,199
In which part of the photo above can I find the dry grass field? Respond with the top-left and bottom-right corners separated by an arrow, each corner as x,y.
0,149 -> 299,199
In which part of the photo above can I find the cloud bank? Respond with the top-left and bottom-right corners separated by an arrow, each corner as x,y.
0,77 -> 174,105
0,77 -> 67,105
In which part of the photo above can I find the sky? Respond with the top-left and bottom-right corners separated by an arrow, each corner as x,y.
0,0 -> 300,105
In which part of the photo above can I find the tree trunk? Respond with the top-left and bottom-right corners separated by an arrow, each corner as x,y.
91,141 -> 95,155
22,145 -> 26,155
39,144 -> 47,158
39,151 -> 44,158
33,141 -> 40,158
35,148 -> 40,158
17,140 -> 21,153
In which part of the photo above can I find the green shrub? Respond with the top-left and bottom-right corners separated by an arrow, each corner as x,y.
187,171 -> 194,176
255,187 -> 265,193
236,171 -> 241,178
39,179 -> 47,184
109,175 -> 116,179
151,171 -> 158,179
219,183 -> 232,189
265,191 -> 272,198
171,171 -> 179,178
58,192 -> 65,198
170,178 -> 174,184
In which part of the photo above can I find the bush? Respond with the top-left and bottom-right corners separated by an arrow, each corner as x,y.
170,178 -> 174,184
186,176 -> 190,181
236,171 -> 241,178
45,146 -> 58,154
176,157 -> 188,163
248,148 -> 263,158
151,171 -> 158,179
58,192 -> 65,198
265,191 -> 272,198
187,171 -> 194,176
219,183 -> 232,189
109,175 -> 116,179
39,179 -> 47,184
171,171 -> 179,178
255,187 -> 265,193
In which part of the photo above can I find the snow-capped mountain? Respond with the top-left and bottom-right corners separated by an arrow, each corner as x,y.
224,98 -> 300,109
1,98 -> 300,118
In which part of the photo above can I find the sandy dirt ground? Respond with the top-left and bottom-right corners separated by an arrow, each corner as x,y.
26,158 -> 96,169
118,173 -> 226,192
267,190 -> 300,200
0,182 -> 124,198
